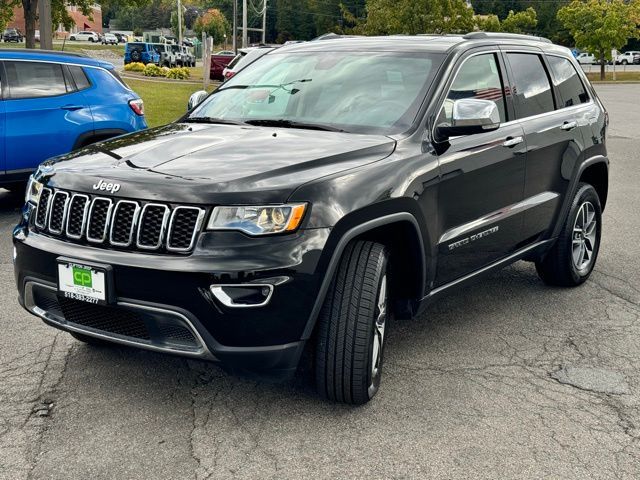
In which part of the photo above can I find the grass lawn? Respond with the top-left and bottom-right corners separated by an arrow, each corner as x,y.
126,78 -> 214,128
586,71 -> 640,82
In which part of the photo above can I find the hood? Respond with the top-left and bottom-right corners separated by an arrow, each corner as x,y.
45,123 -> 396,204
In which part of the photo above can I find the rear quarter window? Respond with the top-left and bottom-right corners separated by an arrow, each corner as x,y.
546,55 -> 589,108
68,65 -> 91,91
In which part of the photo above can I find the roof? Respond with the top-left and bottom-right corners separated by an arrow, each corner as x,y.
279,32 -> 559,54
0,49 -> 114,69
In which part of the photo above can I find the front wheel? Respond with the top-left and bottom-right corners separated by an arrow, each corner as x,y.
315,241 -> 390,405
536,183 -> 602,286
622,60 -> 629,65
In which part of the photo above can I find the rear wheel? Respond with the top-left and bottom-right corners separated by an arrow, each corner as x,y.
315,241 -> 390,405
536,183 -> 602,286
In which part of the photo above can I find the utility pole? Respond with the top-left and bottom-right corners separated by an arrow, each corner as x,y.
242,0 -> 248,48
177,0 -> 183,44
261,0 -> 267,44
39,0 -> 53,50
233,0 -> 237,53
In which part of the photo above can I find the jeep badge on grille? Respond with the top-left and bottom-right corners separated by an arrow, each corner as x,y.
92,180 -> 121,194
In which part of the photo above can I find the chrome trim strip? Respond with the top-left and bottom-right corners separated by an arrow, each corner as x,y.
439,191 -> 559,245
65,194 -> 90,240
210,284 -> 274,308
24,281 -> 215,360
166,206 -> 205,252
136,203 -> 170,250
47,190 -> 70,235
5,167 -> 35,174
86,197 -> 114,244
109,200 -> 140,247
34,188 -> 52,229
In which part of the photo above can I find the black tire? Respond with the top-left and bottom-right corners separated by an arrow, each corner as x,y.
131,50 -> 141,62
536,183 -> 602,287
70,331 -> 111,346
622,60 -> 628,65
315,241 -> 390,405
4,181 -> 27,193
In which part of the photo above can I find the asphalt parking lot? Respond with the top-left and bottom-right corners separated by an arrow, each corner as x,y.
1,84 -> 639,480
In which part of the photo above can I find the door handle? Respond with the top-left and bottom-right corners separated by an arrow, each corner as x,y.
502,136 -> 523,148
560,121 -> 578,131
61,105 -> 83,111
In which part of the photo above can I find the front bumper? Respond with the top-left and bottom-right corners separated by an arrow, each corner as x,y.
13,208 -> 331,377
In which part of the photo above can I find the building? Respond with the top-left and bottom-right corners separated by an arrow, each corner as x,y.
8,4 -> 102,38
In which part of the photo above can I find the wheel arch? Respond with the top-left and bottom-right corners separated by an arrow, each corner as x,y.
73,128 -> 128,150
301,208 -> 429,341
579,161 -> 608,211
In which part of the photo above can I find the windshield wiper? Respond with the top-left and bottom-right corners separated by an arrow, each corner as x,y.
220,79 -> 313,92
244,119 -> 346,132
184,117 -> 246,125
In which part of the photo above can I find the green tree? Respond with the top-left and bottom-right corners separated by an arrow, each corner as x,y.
0,1 -> 19,33
170,7 -> 184,37
364,0 -> 474,35
558,0 -> 640,80
194,8 -> 229,45
474,14 -> 501,33
501,7 -> 537,33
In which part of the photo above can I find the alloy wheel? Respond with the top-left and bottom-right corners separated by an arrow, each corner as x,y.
368,274 -> 387,397
572,201 -> 597,271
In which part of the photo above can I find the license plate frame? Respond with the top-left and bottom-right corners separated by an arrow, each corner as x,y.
56,257 -> 115,306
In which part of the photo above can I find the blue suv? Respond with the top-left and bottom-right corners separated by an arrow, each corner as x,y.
0,49 -> 147,189
124,43 -> 160,65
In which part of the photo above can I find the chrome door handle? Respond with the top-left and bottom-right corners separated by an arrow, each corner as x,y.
560,121 -> 578,131
502,136 -> 523,148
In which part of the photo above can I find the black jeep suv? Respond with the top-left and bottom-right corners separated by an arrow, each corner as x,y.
13,33 -> 608,404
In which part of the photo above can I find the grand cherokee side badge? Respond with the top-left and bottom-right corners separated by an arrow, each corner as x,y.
92,180 -> 121,194
448,226 -> 499,251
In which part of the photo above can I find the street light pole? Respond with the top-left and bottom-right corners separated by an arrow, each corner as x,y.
242,0 -> 248,48
261,0 -> 267,44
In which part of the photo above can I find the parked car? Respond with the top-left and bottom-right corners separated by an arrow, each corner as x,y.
634,53 -> 640,65
3,28 -> 23,42
124,42 -> 160,65
222,46 -> 276,81
34,30 -> 40,42
613,51 -> 640,65
0,49 -> 147,190
113,33 -> 128,43
180,45 -> 196,67
576,52 -> 597,65
210,50 -> 236,81
13,33 -> 608,404
151,43 -> 176,67
102,33 -> 118,45
69,31 -> 100,42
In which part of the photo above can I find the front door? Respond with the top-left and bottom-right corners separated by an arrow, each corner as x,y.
433,51 -> 527,286
2,60 -> 92,175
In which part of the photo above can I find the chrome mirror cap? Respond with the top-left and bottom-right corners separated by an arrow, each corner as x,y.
187,90 -> 209,111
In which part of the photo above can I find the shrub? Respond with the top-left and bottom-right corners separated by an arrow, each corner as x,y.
165,67 -> 191,80
142,63 -> 163,77
124,62 -> 145,72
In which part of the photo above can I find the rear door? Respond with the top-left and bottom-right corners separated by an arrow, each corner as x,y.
502,50 -> 585,242
3,60 -> 93,173
433,50 -> 527,286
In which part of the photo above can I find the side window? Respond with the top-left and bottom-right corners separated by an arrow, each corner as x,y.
4,61 -> 68,99
506,53 -> 555,118
440,53 -> 507,126
68,66 -> 91,91
546,56 -> 589,108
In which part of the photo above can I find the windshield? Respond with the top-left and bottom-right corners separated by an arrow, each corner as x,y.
189,50 -> 443,134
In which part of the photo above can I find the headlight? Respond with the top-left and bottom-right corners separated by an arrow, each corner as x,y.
25,175 -> 43,204
207,204 -> 307,235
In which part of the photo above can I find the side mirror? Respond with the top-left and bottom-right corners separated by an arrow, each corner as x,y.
187,90 -> 209,111
435,98 -> 501,141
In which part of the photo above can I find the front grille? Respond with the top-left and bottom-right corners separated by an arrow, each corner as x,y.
33,188 -> 205,254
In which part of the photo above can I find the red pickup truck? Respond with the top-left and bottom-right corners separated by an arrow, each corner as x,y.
210,50 -> 236,81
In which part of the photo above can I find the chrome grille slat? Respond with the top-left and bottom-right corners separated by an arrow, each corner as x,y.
136,203 -> 170,250
65,194 -> 90,239
47,191 -> 70,235
34,188 -> 53,229
109,200 -> 140,247
167,207 -> 205,252
86,197 -> 114,244
32,188 -> 202,254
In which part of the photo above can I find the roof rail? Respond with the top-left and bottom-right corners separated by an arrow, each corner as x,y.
463,32 -> 552,44
0,48 -> 88,58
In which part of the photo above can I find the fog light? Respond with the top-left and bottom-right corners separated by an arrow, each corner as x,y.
210,284 -> 274,308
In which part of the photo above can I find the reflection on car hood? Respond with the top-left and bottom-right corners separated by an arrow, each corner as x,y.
46,123 -> 396,204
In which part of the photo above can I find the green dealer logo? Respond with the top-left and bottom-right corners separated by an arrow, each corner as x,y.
72,266 -> 92,288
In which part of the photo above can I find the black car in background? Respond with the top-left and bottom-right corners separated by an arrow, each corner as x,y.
14,33 -> 608,404
3,28 -> 23,42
